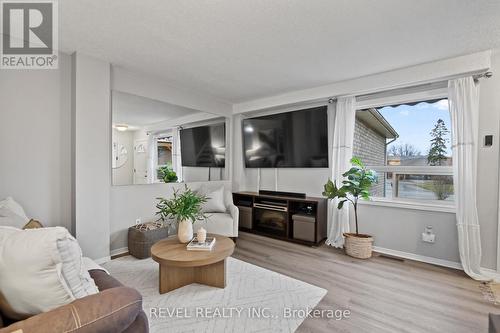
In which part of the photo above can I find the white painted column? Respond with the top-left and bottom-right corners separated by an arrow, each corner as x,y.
72,52 -> 111,261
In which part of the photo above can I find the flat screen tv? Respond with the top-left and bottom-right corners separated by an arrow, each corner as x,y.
180,123 -> 225,167
243,106 -> 328,168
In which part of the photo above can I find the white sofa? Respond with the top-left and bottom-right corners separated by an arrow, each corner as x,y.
193,186 -> 239,238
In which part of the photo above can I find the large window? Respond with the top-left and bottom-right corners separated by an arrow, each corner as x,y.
354,98 -> 453,204
156,136 -> 173,180
157,136 -> 173,166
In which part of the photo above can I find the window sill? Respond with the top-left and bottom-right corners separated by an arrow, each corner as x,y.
358,198 -> 456,213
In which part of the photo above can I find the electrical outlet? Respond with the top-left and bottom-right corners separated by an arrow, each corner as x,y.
135,218 -> 141,225
422,233 -> 435,243
422,226 -> 435,243
485,135 -> 493,147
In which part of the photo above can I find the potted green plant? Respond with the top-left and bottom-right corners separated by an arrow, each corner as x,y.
322,157 -> 378,259
158,164 -> 178,183
156,185 -> 208,243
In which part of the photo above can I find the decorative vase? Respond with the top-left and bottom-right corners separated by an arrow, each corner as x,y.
177,220 -> 193,243
197,227 -> 207,243
343,233 -> 373,259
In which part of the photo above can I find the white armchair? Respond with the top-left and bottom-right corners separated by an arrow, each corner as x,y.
193,187 -> 239,238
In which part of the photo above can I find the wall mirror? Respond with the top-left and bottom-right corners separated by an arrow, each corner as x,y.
111,91 -> 227,186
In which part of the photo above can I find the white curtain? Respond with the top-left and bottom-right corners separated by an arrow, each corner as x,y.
171,127 -> 183,182
448,77 -> 489,281
224,117 -> 231,181
232,114 -> 245,192
146,133 -> 158,183
326,96 -> 357,248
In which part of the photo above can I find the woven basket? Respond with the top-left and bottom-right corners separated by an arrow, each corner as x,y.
128,222 -> 169,259
344,233 -> 373,259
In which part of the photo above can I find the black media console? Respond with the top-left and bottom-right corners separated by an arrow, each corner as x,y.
233,191 -> 327,246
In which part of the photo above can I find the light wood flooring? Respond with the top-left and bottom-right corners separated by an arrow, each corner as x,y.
232,232 -> 498,333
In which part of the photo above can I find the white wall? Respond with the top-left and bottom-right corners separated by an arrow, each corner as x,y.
359,206 -> 459,262
249,168 -> 329,197
112,129 -> 134,185
72,53 -> 111,260
233,50 -> 500,270
0,52 -> 72,230
477,49 -> 500,270
183,167 -> 225,183
133,129 -> 148,142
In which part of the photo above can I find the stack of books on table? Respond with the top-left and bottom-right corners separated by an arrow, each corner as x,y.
186,237 -> 216,251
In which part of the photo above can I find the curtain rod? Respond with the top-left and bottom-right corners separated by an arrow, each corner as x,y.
328,71 -> 493,104
474,71 -> 493,80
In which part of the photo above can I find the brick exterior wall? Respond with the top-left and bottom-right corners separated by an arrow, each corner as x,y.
353,118 -> 386,197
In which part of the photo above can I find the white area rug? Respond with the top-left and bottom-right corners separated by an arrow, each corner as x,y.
103,256 -> 327,333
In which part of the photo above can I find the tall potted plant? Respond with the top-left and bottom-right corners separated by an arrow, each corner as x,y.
322,157 -> 378,259
156,185 -> 208,243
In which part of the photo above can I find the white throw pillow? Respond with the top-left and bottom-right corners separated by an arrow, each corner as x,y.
82,257 -> 109,275
0,197 -> 30,229
0,226 -> 98,317
200,186 -> 227,213
57,235 -> 99,297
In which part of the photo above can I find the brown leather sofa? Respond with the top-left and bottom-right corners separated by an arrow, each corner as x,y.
0,269 -> 149,333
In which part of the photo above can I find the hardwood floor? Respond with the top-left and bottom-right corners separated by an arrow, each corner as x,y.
232,232 -> 498,333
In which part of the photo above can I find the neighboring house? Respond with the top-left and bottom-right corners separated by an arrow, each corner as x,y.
353,108 -> 399,197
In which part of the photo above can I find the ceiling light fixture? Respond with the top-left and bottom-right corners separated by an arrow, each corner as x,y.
115,124 -> 129,132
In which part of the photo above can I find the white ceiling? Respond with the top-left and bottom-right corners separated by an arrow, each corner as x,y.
112,91 -> 200,128
60,1 -> 500,103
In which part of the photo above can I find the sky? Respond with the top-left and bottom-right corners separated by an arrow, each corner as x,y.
378,99 -> 452,157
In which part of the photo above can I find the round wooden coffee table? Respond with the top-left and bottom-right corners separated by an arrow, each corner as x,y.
151,234 -> 235,294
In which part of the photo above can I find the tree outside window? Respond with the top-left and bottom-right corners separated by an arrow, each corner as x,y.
354,98 -> 453,202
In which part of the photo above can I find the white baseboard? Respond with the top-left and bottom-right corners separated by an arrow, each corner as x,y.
110,247 -> 128,257
373,246 -> 500,281
94,256 -> 111,265
372,246 -> 463,270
